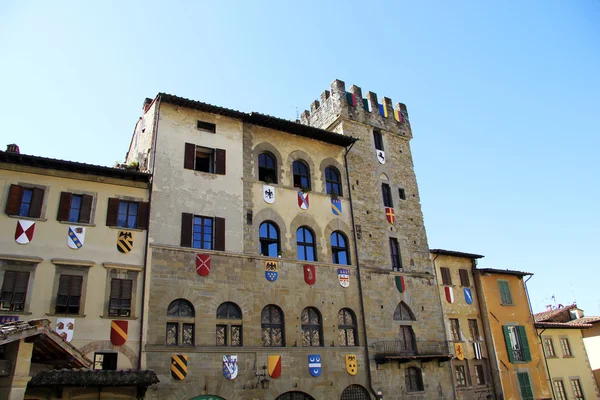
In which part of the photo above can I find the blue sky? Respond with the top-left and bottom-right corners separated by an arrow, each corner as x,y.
1,1 -> 598,314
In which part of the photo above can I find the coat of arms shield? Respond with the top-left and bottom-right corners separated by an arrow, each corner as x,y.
464,288 -> 473,304
222,355 -> 238,380
454,343 -> 465,360
67,226 -> 85,249
297,191 -> 309,210
331,198 -> 342,215
395,276 -> 406,293
15,220 -> 35,244
263,185 -> 275,204
117,231 -> 133,253
445,286 -> 455,303
345,354 -> 357,376
308,354 -> 321,377
110,320 -> 128,346
377,150 -> 386,164
338,268 -> 350,288
171,354 -> 188,380
265,261 -> 278,282
268,355 -> 281,378
304,264 -> 316,285
196,254 -> 211,277
385,207 -> 395,224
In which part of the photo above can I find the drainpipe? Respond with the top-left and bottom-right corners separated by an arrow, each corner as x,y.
343,139 -> 381,399
137,96 -> 161,369
524,275 -> 554,399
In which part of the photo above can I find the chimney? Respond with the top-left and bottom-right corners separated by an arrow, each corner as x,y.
6,144 -> 20,154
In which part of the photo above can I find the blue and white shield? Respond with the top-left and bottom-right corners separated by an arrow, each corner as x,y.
464,288 -> 473,304
222,355 -> 238,380
265,261 -> 279,282
67,226 -> 85,249
308,354 -> 321,377
331,198 -> 342,215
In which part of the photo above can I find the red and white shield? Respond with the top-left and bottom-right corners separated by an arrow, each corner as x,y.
304,264 -> 316,285
445,286 -> 455,303
15,220 -> 35,244
196,254 -> 210,277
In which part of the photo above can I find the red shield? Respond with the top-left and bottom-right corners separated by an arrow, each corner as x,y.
303,265 -> 316,285
110,320 -> 128,346
385,207 -> 395,224
196,254 -> 210,277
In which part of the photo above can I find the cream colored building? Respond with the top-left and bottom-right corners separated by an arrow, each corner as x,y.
534,305 -> 600,399
0,145 -> 150,398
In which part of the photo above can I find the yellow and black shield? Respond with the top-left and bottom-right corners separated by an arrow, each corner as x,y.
117,231 -> 134,253
171,354 -> 188,380
346,354 -> 358,376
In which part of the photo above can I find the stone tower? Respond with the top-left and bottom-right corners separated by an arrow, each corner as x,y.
302,80 -> 455,399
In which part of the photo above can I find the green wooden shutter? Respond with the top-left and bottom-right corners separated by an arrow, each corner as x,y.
499,280 -> 513,304
518,325 -> 532,361
517,372 -> 534,400
503,326 -> 515,363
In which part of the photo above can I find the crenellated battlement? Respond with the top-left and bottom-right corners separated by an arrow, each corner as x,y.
301,79 -> 412,138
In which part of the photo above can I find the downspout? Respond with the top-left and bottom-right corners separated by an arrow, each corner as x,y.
344,139 -> 380,399
138,96 -> 161,369
524,275 -> 554,399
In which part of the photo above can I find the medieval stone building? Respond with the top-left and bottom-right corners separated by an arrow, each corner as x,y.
126,80 -> 454,399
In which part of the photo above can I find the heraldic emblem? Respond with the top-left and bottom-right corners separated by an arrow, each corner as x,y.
345,354 -> 358,376
265,261 -> 279,282
308,354 -> 321,377
297,191 -> 309,210
268,355 -> 281,378
464,288 -> 473,304
196,254 -> 211,277
454,343 -> 465,360
110,320 -> 128,346
15,220 -> 35,244
263,185 -> 275,204
117,230 -> 133,253
395,276 -> 406,293
304,264 -> 316,285
445,286 -> 455,304
331,198 -> 342,215
338,268 -> 350,288
67,226 -> 85,249
385,207 -> 395,224
222,355 -> 238,380
377,150 -> 386,164
171,354 -> 188,380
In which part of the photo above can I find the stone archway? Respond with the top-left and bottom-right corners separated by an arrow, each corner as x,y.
275,392 -> 315,400
190,396 -> 226,400
78,340 -> 138,368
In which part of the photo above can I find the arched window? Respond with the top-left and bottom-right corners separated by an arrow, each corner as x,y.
394,301 -> 416,321
292,160 -> 310,189
258,152 -> 277,184
405,367 -> 424,392
301,307 -> 323,347
331,231 -> 350,265
216,302 -> 242,347
275,392 -> 315,400
399,325 -> 416,354
261,305 -> 285,347
341,385 -> 370,400
296,226 -> 316,261
338,308 -> 358,346
259,221 -> 280,257
166,299 -> 195,346
325,166 -> 342,196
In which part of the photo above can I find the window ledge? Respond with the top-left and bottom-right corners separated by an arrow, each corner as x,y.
58,220 -> 96,227
0,254 -> 43,263
7,215 -> 47,222
107,226 -> 146,232
100,315 -> 138,321
501,303 -> 515,306
51,258 -> 94,267
562,355 -> 574,358
0,311 -> 32,316
46,313 -> 87,318
102,262 -> 143,271
406,391 -> 425,395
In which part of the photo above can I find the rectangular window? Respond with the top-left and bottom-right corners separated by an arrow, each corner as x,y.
0,271 -> 29,311
182,323 -> 194,346
184,143 -> 225,175
5,184 -> 44,218
56,275 -> 83,314
450,318 -> 461,341
231,325 -> 242,346
68,194 -> 83,222
543,337 -> 556,357
441,267 -> 452,285
517,372 -> 534,400
455,365 -> 468,387
193,216 -> 213,250
381,183 -> 393,208
57,192 -> 94,224
106,198 -> 149,230
373,130 -> 384,151
459,269 -> 470,286
554,380 -> 567,400
474,364 -> 486,385
570,378 -> 584,400
166,323 -> 178,346
389,238 -> 402,271
398,188 -> 406,200
93,352 -> 118,370
560,337 -> 572,357
108,279 -> 132,317
498,280 -> 513,305
216,324 -> 227,346
503,325 -> 532,362
117,201 -> 138,228
197,120 -> 216,133
468,319 -> 480,341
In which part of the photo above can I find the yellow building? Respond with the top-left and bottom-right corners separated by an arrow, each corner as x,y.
474,268 -> 552,400
431,249 -> 499,400
534,305 -> 600,399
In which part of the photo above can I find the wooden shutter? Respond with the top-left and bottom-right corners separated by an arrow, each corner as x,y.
503,326 -> 515,363
180,213 -> 193,247
214,217 -> 225,251
215,149 -> 226,175
121,279 -> 132,300
70,276 -> 83,296
517,373 -> 534,398
5,184 -> 23,215
57,192 -> 72,221
29,187 -> 44,218
106,198 -> 120,226
58,275 -> 71,296
14,272 -> 29,293
1,271 -> 16,294
136,201 -> 150,229
184,143 -> 195,170
79,195 -> 93,223
441,267 -> 452,285
499,281 -> 513,304
110,279 -> 121,301
459,269 -> 470,286
518,325 -> 531,361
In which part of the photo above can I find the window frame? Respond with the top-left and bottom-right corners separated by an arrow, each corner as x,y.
261,304 -> 285,347
325,166 -> 342,196
543,337 -> 556,358
373,130 -> 384,151
474,364 -> 486,385
292,160 -> 311,189
108,278 -> 133,317
450,318 -> 461,342
192,215 -> 214,250
93,352 -> 118,370
331,231 -> 350,265
498,280 -> 514,305
398,187 -> 406,200
455,364 -> 469,387
296,226 -> 317,262
381,183 -> 393,208
389,238 -> 402,271
55,274 -> 84,315
393,301 -> 416,321
0,271 -> 30,312
570,378 -> 584,400
338,308 -> 358,346
258,152 -> 278,184
440,267 -> 452,285
216,302 -> 243,347
259,221 -> 280,257
503,325 -> 532,362
560,337 -> 573,357
196,120 -> 216,133
459,269 -> 470,287
553,379 -> 568,400
166,299 -> 195,346
301,307 -> 323,347
106,197 -> 149,230
5,184 -> 46,219
405,367 -> 424,392
468,319 -> 480,341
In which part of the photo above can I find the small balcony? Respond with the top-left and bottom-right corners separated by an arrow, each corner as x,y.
373,340 -> 453,364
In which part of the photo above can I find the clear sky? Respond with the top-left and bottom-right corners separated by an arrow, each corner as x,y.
1,1 -> 598,314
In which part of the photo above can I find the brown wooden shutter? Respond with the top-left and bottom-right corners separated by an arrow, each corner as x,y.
215,149 -> 226,175
79,195 -> 93,223
106,198 -> 120,226
180,213 -> 193,247
121,279 -> 132,300
110,279 -> 120,301
214,217 -> 225,251
57,192 -> 72,221
136,201 -> 150,229
70,276 -> 83,296
14,272 -> 29,294
58,275 -> 71,296
29,187 -> 44,218
441,267 -> 452,285
459,269 -> 470,286
5,185 -> 23,215
184,143 -> 195,170
1,271 -> 16,293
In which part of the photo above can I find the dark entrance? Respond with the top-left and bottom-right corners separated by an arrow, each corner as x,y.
275,391 -> 316,400
341,384 -> 371,400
